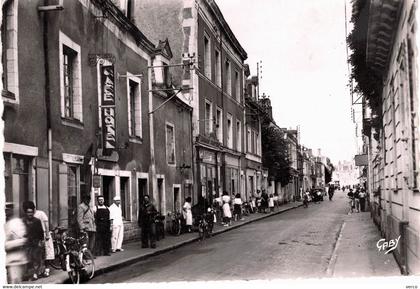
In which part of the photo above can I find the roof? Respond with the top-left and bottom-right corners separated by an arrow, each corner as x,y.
205,0 -> 248,60
93,0 -> 156,54
365,0 -> 403,74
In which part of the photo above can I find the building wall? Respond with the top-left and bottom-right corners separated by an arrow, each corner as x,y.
2,0 -> 165,241
153,94 -> 194,217
365,0 -> 420,274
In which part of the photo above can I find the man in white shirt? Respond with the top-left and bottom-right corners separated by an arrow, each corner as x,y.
109,196 -> 124,252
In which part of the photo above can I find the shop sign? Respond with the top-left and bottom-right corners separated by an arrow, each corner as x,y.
101,65 -> 116,151
92,174 -> 101,188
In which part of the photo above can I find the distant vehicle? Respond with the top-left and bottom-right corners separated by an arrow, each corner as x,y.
334,180 -> 340,189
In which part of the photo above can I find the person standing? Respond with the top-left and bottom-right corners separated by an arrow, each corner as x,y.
109,196 -> 124,253
138,195 -> 158,248
233,193 -> 243,221
182,197 -> 193,233
273,193 -> 279,209
359,189 -> 367,212
5,202 -> 28,284
222,192 -> 232,226
77,195 -> 96,256
22,201 -> 44,281
268,194 -> 275,212
354,188 -> 361,213
94,195 -> 112,256
261,190 -> 269,213
30,202 -> 54,277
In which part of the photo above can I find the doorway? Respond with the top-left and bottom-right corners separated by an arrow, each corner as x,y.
157,178 -> 164,213
138,178 -> 147,210
173,186 -> 180,213
102,176 -> 115,206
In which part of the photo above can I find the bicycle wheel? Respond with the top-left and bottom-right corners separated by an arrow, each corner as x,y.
175,219 -> 181,235
68,268 -> 80,284
81,249 -> 95,280
50,243 -> 62,270
198,224 -> 205,241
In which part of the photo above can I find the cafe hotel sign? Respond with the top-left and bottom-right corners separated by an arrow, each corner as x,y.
101,65 -> 116,154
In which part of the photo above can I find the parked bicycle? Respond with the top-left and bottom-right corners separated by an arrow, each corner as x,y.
50,227 -> 95,284
154,213 -> 166,241
167,211 -> 183,236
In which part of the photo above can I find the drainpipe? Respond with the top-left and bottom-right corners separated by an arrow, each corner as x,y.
148,62 -> 157,203
42,3 -> 53,223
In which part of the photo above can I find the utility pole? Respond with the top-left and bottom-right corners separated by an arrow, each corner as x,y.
256,60 -> 262,98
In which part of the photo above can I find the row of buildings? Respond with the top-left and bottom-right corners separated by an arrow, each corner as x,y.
349,0 -> 420,274
2,0 -> 333,241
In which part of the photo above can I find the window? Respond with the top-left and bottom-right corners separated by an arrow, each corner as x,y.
216,108 -> 223,142
1,0 -> 18,102
235,70 -> 240,102
251,130 -> 255,153
205,100 -> 213,135
256,131 -> 260,155
127,74 -> 142,139
215,49 -> 221,87
227,114 -> 233,149
225,60 -> 231,95
204,34 -> 211,79
236,120 -> 241,152
59,32 -> 82,122
166,124 -> 176,165
247,128 -> 251,153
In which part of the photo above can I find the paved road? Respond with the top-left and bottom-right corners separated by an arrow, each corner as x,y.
89,192 -> 349,283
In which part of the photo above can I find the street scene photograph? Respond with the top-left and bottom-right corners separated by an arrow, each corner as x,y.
1,0 -> 420,288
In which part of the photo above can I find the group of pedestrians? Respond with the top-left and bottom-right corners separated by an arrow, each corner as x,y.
211,190 -> 279,227
4,201 -> 55,283
347,186 -> 368,213
76,195 -> 125,257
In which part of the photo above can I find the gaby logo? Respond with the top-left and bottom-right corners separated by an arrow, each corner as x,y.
377,235 -> 401,254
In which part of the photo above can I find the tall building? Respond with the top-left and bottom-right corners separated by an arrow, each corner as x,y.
350,0 -> 420,274
2,0 -> 193,240
132,0 -> 257,208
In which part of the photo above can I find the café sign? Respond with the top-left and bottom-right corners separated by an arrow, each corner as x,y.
101,65 -> 116,151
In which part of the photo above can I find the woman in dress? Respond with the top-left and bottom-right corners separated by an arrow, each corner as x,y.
222,192 -> 232,227
182,197 -> 193,232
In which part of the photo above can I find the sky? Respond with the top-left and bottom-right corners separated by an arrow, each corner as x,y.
217,0 -> 359,164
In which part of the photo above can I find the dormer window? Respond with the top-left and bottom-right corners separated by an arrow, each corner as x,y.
111,0 -> 133,20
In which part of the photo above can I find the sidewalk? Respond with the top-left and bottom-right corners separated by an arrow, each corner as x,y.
329,211 -> 401,277
30,201 -> 302,284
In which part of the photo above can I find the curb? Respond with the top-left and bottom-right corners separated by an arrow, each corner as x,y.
62,202 -> 303,283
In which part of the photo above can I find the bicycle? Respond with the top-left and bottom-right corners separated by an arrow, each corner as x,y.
197,215 -> 209,241
167,211 -> 182,236
197,211 -> 214,241
51,227 -> 95,284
